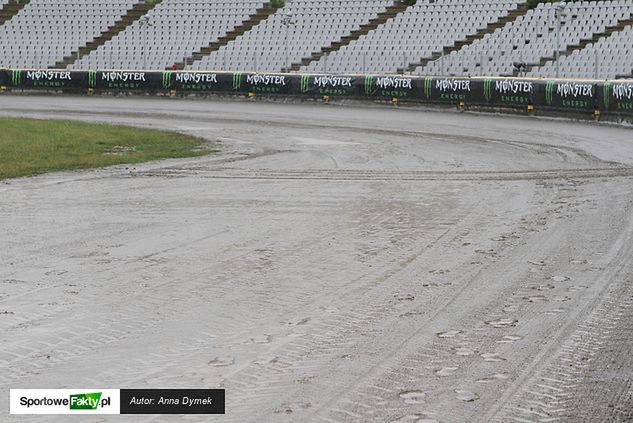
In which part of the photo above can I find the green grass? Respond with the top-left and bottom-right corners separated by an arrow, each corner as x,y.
0,117 -> 214,180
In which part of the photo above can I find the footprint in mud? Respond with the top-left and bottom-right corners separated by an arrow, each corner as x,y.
551,275 -> 570,283
247,335 -> 271,344
208,357 -> 234,367
435,367 -> 458,377
553,295 -> 572,302
285,317 -> 310,326
273,401 -> 311,414
455,390 -> 479,402
486,319 -> 518,328
481,353 -> 506,362
524,295 -> 548,303
502,304 -> 519,313
394,293 -> 415,301
399,390 -> 426,405
532,284 -> 555,291
497,335 -> 522,344
545,308 -> 568,315
437,330 -> 461,338
391,413 -> 438,423
453,347 -> 475,356
567,285 -> 588,292
476,373 -> 508,384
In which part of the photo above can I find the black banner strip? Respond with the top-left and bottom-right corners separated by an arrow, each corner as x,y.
120,389 -> 225,414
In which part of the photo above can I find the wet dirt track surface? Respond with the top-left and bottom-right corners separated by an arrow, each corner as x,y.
0,96 -> 632,422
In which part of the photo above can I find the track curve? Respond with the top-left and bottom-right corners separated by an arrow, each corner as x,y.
0,96 -> 632,423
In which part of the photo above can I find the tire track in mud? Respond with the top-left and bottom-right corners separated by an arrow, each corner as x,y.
132,167 -> 633,182
305,179 -> 633,423
488,189 -> 633,423
155,184 -> 535,422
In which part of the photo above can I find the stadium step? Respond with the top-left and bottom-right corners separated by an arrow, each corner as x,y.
0,0 -> 28,28
398,3 -> 530,74
50,0 -> 160,70
521,14 -> 633,77
282,0 -> 412,73
171,2 -> 277,71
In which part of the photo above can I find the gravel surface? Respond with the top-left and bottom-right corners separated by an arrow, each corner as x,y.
1,96 -> 632,422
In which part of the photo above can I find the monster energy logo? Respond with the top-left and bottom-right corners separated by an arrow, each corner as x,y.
88,70 -> 97,88
364,75 -> 374,95
603,82 -> 611,109
11,69 -> 22,86
232,72 -> 242,90
484,78 -> 493,101
162,71 -> 172,89
300,74 -> 310,93
424,76 -> 432,99
545,81 -> 555,105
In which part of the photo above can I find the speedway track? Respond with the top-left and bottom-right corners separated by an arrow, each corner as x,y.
0,96 -> 632,422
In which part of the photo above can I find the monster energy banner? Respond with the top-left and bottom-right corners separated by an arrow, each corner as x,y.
5,69 -> 85,90
89,71 -> 162,91
3,68 -> 633,116
536,80 -> 596,111
239,73 -> 293,94
419,77 -> 478,103
598,81 -> 633,113
169,72 -> 234,92
363,75 -> 416,99
479,78 -> 534,107
296,74 -> 357,97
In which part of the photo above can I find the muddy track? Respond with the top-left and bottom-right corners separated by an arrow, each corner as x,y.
0,96 -> 632,423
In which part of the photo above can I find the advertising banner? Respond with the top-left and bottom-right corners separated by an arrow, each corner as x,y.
2,68 -> 632,116
535,80 -> 596,111
478,77 -> 535,107
598,81 -> 633,113
6,69 -> 86,90
296,74 -> 358,97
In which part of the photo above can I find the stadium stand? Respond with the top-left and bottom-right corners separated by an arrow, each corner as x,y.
72,0 -> 274,71
533,24 -> 633,79
419,0 -> 633,79
1,0 -> 632,80
303,0 -> 530,75
0,0 -> 29,28
189,0 -> 400,72
0,0 -> 150,69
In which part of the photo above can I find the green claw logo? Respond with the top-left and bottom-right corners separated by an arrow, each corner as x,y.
300,74 -> 309,93
364,75 -> 374,96
88,70 -> 97,87
603,82 -> 611,109
545,81 -> 555,105
12,69 -> 22,86
162,71 -> 172,89
484,78 -> 493,101
232,72 -> 242,90
424,76 -> 432,99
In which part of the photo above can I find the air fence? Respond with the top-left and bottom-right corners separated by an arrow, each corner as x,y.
1,69 -> 632,117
